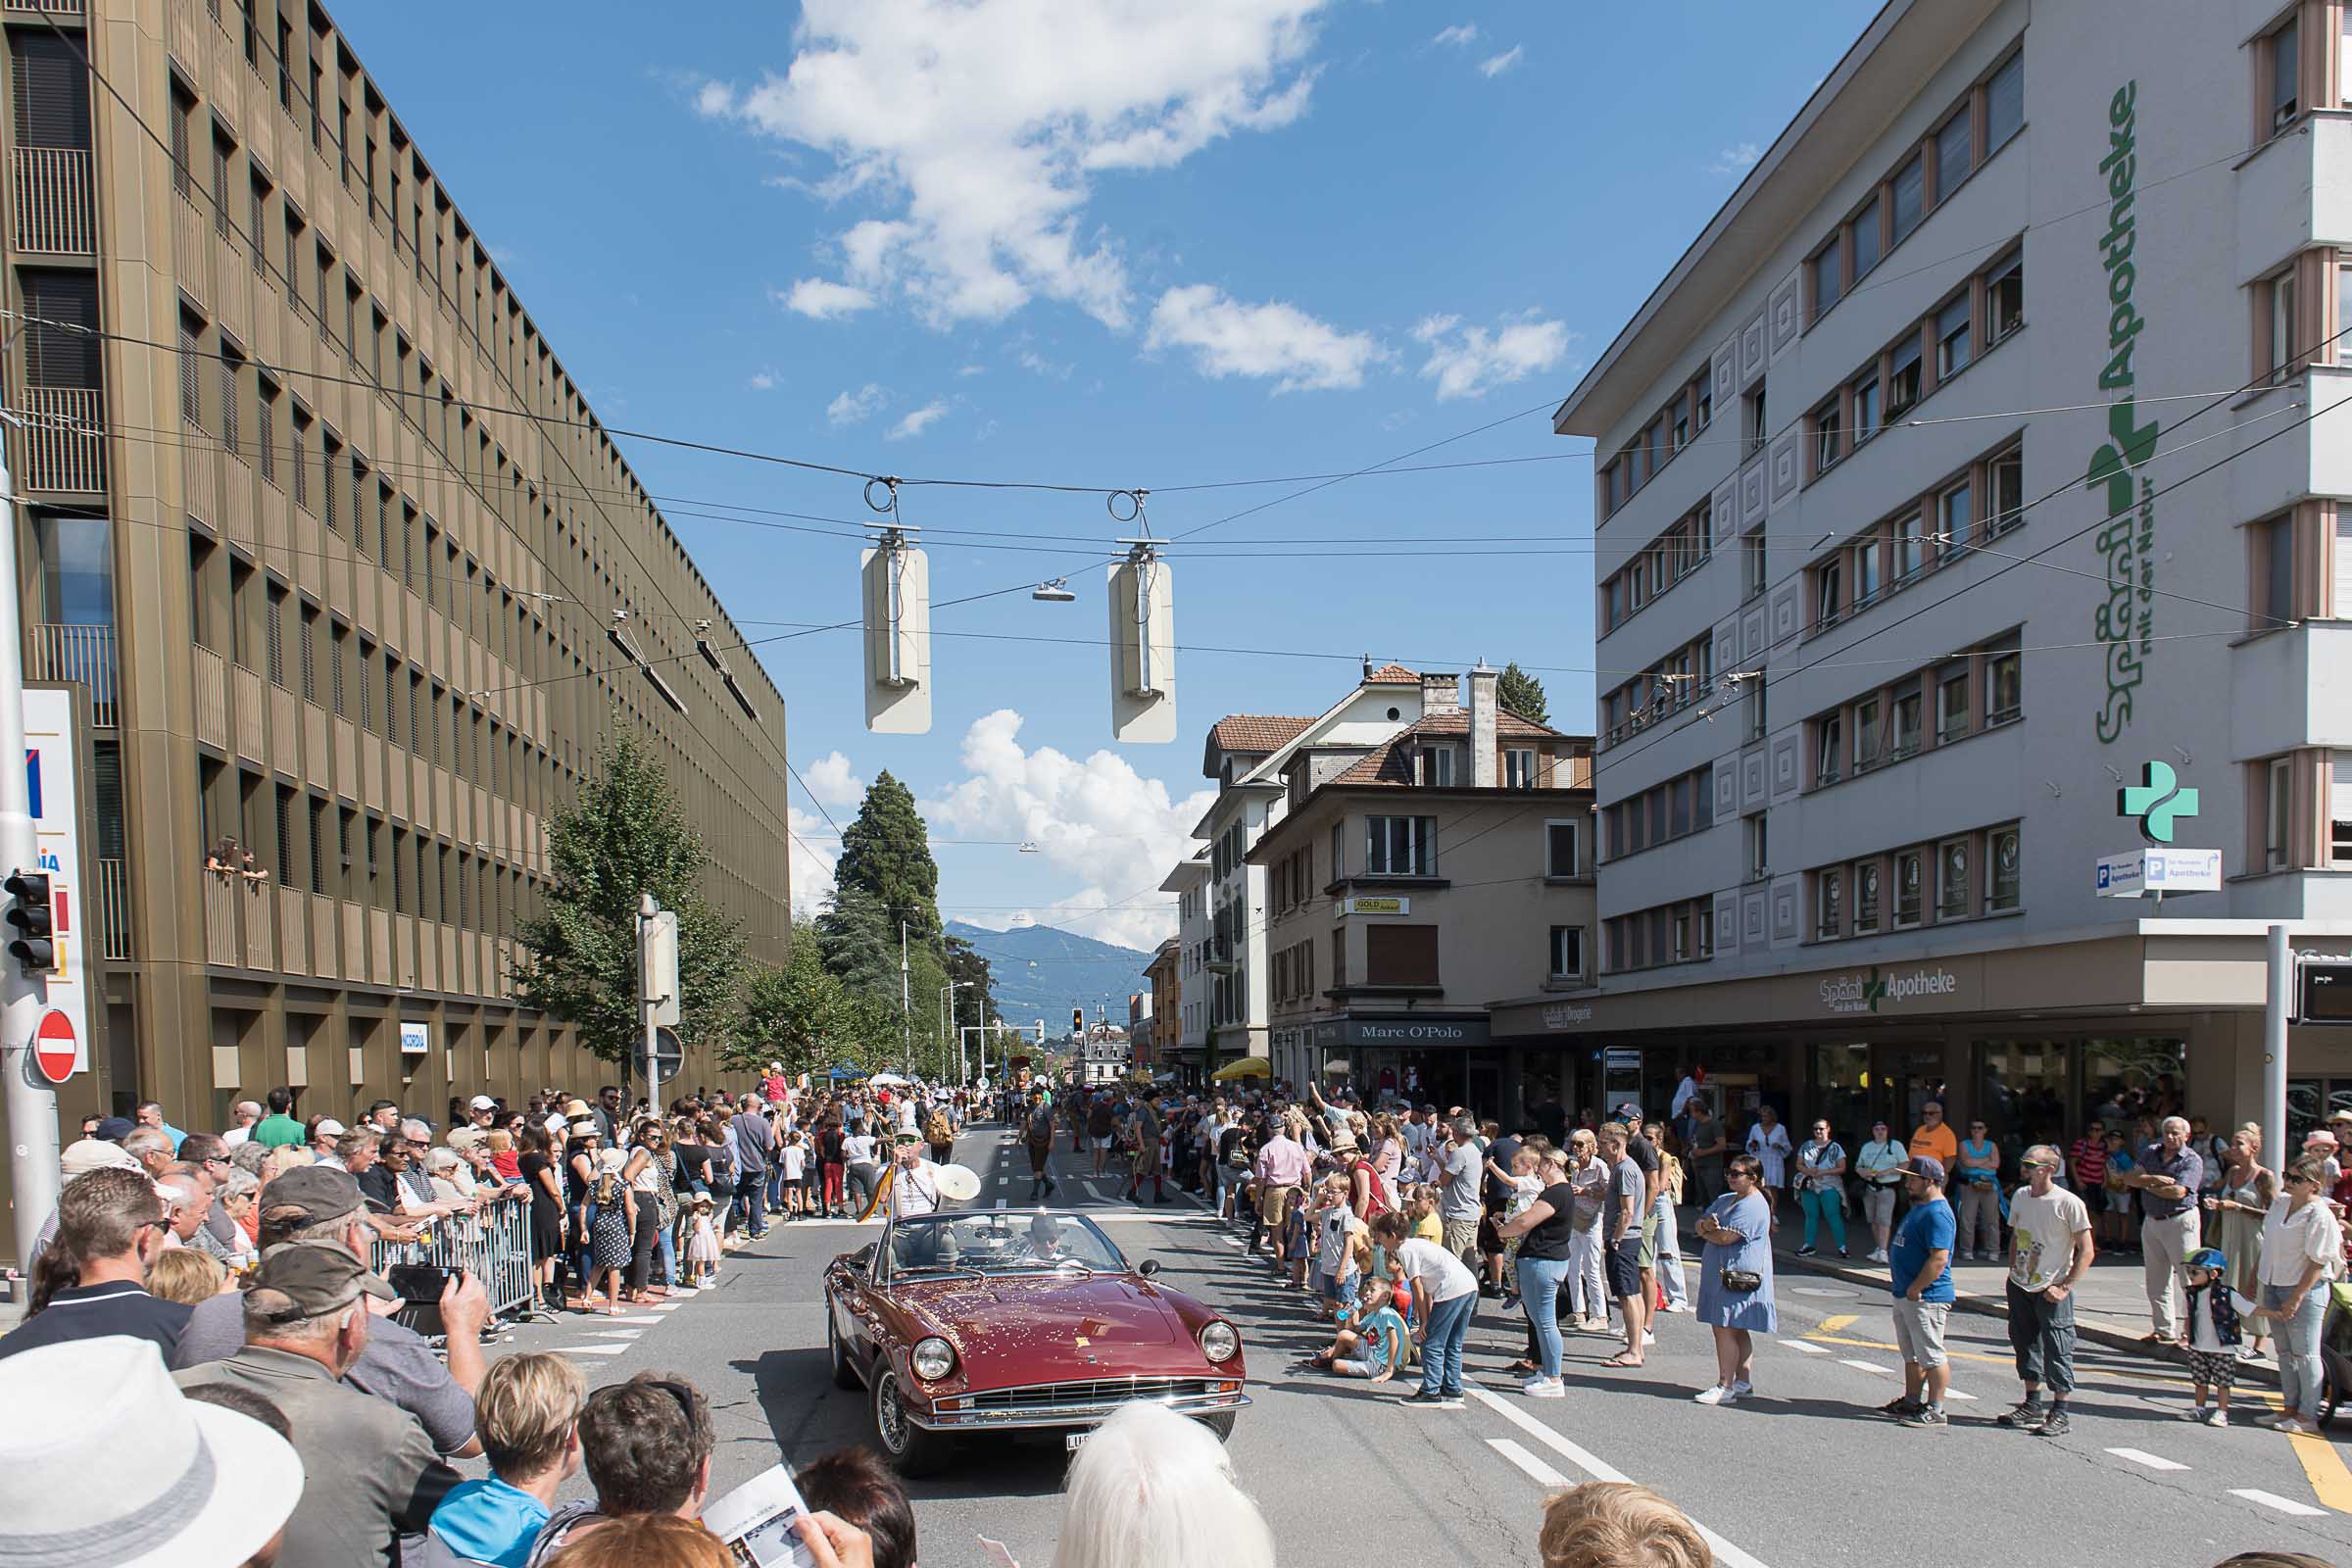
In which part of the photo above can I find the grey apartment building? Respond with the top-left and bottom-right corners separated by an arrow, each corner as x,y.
0,0 -> 790,1143
1544,0 -> 2352,1148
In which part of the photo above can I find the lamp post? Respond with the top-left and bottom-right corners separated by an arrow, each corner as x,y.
940,981 -> 970,1084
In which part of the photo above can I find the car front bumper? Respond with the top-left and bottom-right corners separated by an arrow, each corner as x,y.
912,1375 -> 1250,1431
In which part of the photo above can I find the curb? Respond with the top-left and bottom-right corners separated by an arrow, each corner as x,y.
1770,1247 -> 2282,1389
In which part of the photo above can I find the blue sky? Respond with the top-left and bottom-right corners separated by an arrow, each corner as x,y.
344,0 -> 1881,948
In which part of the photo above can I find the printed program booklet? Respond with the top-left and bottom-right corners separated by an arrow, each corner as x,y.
701,1463 -> 818,1568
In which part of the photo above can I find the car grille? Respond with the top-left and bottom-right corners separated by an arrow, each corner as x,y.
964,1378 -> 1220,1411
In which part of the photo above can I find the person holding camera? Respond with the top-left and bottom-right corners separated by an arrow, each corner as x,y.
1691,1152 -> 1777,1406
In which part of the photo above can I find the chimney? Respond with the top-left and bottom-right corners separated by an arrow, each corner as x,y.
1420,671 -> 1459,714
1468,662 -> 1497,788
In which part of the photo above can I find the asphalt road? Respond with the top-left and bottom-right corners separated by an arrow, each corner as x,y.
478,1118 -> 2352,1567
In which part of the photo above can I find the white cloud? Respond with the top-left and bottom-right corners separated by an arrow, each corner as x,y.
956,364 -> 987,377
1144,283 -> 1388,393
776,277 -> 877,319
826,383 -> 889,425
748,368 -> 780,391
695,0 -> 1332,329
887,400 -> 951,441
1432,24 -> 1478,47
922,709 -> 1214,950
1411,312 -> 1575,401
787,807 -> 837,921
1708,142 -> 1762,175
1477,45 -> 1523,78
1017,349 -> 1074,380
802,750 -> 866,807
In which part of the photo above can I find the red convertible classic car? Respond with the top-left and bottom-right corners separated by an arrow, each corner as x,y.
823,1209 -> 1250,1474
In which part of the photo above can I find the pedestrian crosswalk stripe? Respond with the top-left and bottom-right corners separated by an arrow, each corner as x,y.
1465,1389 -> 1772,1568
1780,1340 -> 1830,1354
596,1314 -> 664,1324
561,1344 -> 632,1356
1486,1438 -> 1568,1487
2106,1447 -> 2189,1472
589,1330 -> 643,1340
2230,1488 -> 2327,1517
1838,1358 -> 1891,1376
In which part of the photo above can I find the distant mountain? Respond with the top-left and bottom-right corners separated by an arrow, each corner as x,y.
946,920 -> 1157,1029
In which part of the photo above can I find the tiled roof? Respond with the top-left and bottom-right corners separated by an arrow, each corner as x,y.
1325,707 -> 1577,787
1363,662 -> 1419,683
1206,715 -> 1316,754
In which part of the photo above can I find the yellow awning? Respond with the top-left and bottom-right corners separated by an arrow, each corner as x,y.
1210,1055 -> 1271,1081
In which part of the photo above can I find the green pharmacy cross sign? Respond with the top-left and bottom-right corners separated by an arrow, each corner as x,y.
2118,760 -> 2198,844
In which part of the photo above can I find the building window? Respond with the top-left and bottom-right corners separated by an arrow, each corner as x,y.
1817,868 -> 1843,939
1987,253 -> 2024,344
1545,819 -> 1580,878
1891,682 -> 1923,758
1937,839 -> 1970,919
1505,748 -> 1537,789
1742,380 -> 1768,456
1852,368 -> 1881,446
1745,814 -> 1769,881
1893,849 -> 1924,927
1855,860 -> 1882,933
2255,513 -> 2296,629
1936,294 -> 1973,377
1936,667 -> 1971,743
1985,51 -> 2025,151
1985,646 -> 2022,724
2268,757 -> 2294,870
2268,268 -> 2300,382
1894,512 -> 1928,582
1987,826 -> 2021,911
1987,450 -> 2024,537
1935,106 -> 1973,194
2333,754 -> 2352,866
1745,670 -> 1767,742
1937,479 -> 1973,555
1548,926 -> 1585,981
2271,13 -> 2302,134
1854,528 -> 1884,605
1741,528 -> 1767,602
1890,154 -> 1925,243
1415,746 -> 1455,787
1365,815 -> 1434,877
1814,555 -> 1843,630
1854,697 -> 1882,771
1811,395 -> 1843,475
1887,338 -> 1923,420
1815,712 -> 1842,785
1811,242 -> 1841,318
1851,194 -> 1883,280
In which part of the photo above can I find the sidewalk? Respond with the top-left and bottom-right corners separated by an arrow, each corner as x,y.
1721,1209 -> 2284,1387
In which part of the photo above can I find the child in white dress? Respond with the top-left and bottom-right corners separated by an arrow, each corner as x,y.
685,1193 -> 721,1286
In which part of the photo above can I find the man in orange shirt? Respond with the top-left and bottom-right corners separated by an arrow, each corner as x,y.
1910,1101 -> 1959,1171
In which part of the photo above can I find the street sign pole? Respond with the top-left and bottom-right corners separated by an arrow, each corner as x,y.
2266,922 -> 2291,1172
0,441 -> 56,1267
638,894 -> 659,1114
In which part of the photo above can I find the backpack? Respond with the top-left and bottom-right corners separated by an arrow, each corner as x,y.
925,1110 -> 954,1147
1353,1157 -> 1396,1217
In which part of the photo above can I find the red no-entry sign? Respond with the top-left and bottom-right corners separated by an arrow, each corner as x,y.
32,1008 -> 74,1084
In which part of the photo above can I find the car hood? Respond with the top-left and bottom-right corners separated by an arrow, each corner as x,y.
889,1273 -> 1193,1365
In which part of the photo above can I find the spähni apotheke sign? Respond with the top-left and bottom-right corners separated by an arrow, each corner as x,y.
1819,965 -> 1959,1015
2087,78 -> 2158,746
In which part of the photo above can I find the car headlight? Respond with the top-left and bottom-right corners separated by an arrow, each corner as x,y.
1199,1321 -> 1240,1363
910,1337 -> 956,1382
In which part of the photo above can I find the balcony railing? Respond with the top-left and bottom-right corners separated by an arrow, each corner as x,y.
3,0 -> 86,13
27,622 -> 115,726
93,857 -> 127,960
11,146 -> 93,254
14,386 -> 105,493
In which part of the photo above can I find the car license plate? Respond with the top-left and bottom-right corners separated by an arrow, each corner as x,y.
1065,1432 -> 1089,1452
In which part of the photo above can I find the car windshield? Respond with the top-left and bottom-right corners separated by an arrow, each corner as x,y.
886,1212 -> 1127,1276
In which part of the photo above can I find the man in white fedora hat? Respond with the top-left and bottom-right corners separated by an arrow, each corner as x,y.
0,1335 -> 302,1567
176,1244 -> 459,1566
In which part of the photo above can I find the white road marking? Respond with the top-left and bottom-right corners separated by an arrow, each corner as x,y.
1943,1389 -> 1978,1402
1487,1438 -> 1569,1486
1466,1389 -> 1772,1568
1221,1236 -> 1245,1248
589,1330 -> 644,1340
561,1344 -> 633,1356
1791,1287 -> 1859,1298
1838,1358 -> 1892,1376
2106,1447 -> 2189,1472
1780,1340 -> 1831,1354
596,1314 -> 664,1324
2230,1489 -> 2327,1517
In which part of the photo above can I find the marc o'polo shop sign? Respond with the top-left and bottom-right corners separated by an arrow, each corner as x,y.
1312,1016 -> 1490,1049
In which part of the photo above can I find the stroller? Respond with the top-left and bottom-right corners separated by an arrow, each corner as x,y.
2319,1281 -> 2352,1425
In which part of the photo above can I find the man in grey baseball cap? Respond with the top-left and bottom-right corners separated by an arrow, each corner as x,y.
172,1163 -> 491,1460
176,1245 -> 458,1567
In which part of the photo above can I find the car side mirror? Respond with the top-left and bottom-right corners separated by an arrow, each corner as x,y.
852,1244 -> 876,1275
1138,1258 -> 1162,1278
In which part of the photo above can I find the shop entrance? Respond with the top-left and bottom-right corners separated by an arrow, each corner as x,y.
2289,1077 -> 2352,1146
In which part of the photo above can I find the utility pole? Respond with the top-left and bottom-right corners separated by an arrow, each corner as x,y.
637,894 -> 678,1112
899,919 -> 911,1073
2265,922 -> 2291,1168
0,440 -> 56,1267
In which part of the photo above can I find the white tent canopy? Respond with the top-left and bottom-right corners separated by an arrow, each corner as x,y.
867,1071 -> 911,1086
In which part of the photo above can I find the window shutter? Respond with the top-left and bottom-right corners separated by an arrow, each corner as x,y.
23,271 -> 99,387
12,37 -> 89,150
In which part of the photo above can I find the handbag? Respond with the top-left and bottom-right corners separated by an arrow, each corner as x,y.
1719,1267 -> 1763,1294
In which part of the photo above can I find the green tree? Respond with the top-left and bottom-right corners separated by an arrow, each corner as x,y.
730,935 -> 843,1079
1496,662 -> 1549,724
513,732 -> 745,1069
833,770 -> 943,943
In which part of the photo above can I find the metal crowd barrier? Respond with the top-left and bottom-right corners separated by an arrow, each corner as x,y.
369,1196 -> 551,1328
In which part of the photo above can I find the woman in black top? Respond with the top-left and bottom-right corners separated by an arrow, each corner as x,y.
1496,1150 -> 1580,1394
517,1123 -> 565,1311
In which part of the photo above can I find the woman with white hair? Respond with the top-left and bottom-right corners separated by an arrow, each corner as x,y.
1050,1402 -> 1273,1568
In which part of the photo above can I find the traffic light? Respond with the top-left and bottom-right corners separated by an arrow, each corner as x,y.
5,869 -> 52,973
1071,1007 -> 1085,1037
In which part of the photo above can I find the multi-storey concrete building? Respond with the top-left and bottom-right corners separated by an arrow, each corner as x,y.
1253,665 -> 1594,1124
1,0 -> 790,1141
1141,938 -> 1180,1083
1555,0 -> 2352,1145
1158,851 -> 1209,1083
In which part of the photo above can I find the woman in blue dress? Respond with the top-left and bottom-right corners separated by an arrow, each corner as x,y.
1692,1152 -> 1778,1405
